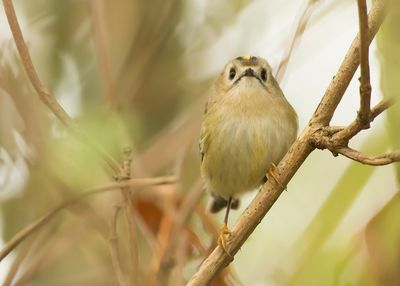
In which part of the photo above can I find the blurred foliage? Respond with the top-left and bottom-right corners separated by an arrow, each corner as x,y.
365,192 -> 400,285
377,0 -> 400,183
0,0 -> 399,285
287,137 -> 381,285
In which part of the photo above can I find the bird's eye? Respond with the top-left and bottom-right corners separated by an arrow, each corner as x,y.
229,68 -> 236,80
261,68 -> 267,81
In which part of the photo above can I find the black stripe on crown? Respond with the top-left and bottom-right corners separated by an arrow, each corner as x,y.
235,56 -> 258,66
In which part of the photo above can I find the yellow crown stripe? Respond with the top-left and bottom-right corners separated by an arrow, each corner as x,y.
242,55 -> 252,60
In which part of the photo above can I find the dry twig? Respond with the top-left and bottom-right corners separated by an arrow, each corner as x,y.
2,0 -> 396,284
0,175 -> 176,262
1,232 -> 41,286
357,0 -> 372,126
275,0 -> 320,82
119,147 -> 139,286
335,147 -> 400,166
2,0 -> 121,173
108,206 -> 128,286
187,0 -> 389,284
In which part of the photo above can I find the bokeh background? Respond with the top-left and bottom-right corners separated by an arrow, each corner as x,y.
0,0 -> 399,285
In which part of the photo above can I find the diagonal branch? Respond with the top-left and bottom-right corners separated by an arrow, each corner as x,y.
2,0 -> 121,173
310,0 -> 386,127
2,0 -> 72,127
188,135 -> 313,285
187,0 -> 387,284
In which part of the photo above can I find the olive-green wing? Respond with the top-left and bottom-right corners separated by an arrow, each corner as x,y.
199,100 -> 210,163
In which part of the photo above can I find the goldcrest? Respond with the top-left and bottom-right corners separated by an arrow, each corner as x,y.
200,56 -> 298,216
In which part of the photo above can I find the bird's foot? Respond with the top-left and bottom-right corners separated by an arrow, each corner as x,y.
267,163 -> 286,190
218,223 -> 233,257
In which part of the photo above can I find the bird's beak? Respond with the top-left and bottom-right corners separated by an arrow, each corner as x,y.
231,67 -> 266,90
242,68 -> 256,77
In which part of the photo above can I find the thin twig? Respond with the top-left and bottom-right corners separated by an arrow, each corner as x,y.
357,0 -> 372,126
119,146 -> 139,286
310,98 -> 396,162
335,147 -> 400,166
331,98 -> 394,144
1,232 -> 40,286
0,175 -> 176,262
12,223 -> 86,286
12,235 -> 57,286
2,0 -> 121,173
2,0 -> 72,126
310,0 -> 386,127
369,97 -> 395,120
275,0 -> 319,82
187,0 -> 387,284
187,135 -> 313,285
108,206 -> 128,286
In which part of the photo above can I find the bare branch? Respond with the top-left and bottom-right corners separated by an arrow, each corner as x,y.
2,0 -> 72,126
2,235 -> 37,286
310,98 -> 396,160
310,0 -> 386,127
119,147 -> 139,286
108,206 -> 128,286
370,97 -> 395,120
0,175 -> 176,262
187,0 -> 387,284
332,98 -> 394,144
357,0 -> 372,126
2,0 -> 121,173
187,135 -> 314,285
275,0 -> 320,82
335,147 -> 400,166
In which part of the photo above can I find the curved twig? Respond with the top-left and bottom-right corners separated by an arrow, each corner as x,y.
0,176 -> 176,262
2,0 -> 121,173
335,147 -> 400,166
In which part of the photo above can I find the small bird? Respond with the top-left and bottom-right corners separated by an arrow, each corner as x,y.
199,56 -> 298,253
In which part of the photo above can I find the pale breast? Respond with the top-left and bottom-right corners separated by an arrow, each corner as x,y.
201,97 -> 296,198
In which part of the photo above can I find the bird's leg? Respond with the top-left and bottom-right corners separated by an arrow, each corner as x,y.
218,196 -> 233,257
267,163 -> 285,190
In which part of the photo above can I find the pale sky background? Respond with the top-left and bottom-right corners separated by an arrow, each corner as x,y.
0,0 -> 396,285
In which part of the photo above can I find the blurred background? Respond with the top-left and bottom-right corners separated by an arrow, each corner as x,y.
0,0 -> 399,285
